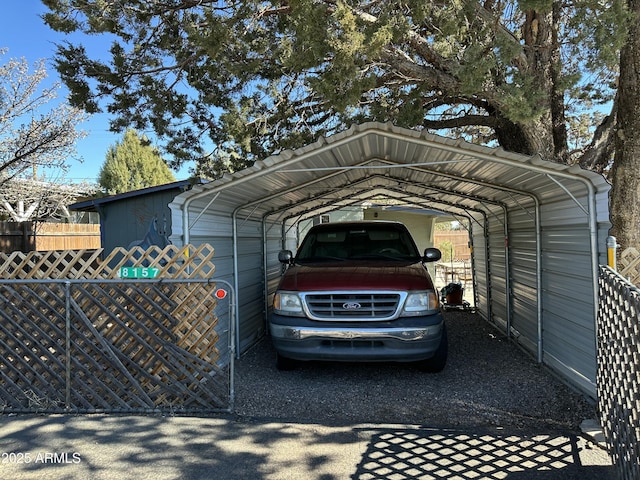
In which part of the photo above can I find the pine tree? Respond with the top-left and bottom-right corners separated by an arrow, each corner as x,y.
98,129 -> 175,195
44,1 -> 639,247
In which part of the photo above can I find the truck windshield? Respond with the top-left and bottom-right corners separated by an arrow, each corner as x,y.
296,225 -> 421,262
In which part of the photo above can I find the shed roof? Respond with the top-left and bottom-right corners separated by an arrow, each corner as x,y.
69,179 -> 207,212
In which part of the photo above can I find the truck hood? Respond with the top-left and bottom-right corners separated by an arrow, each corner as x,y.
278,262 -> 435,292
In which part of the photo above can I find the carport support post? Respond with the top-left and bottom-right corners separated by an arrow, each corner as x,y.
535,202 -> 543,364
263,219 -> 270,334
502,206 -> 512,341
232,210 -> 241,359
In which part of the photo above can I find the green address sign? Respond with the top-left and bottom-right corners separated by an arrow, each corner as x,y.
118,267 -> 160,279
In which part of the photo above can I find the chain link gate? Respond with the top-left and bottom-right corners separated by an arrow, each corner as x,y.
0,278 -> 235,414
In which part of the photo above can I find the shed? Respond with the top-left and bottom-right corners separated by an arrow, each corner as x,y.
168,122 -> 611,398
70,179 -> 206,252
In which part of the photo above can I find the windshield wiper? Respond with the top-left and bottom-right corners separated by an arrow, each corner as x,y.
350,253 -> 407,260
298,256 -> 347,262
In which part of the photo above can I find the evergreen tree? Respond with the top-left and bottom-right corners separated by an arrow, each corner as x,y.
43,1 -> 639,248
98,129 -> 175,195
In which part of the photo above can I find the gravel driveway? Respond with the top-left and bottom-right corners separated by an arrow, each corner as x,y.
234,310 -> 596,429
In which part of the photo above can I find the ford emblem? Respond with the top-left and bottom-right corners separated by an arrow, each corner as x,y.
342,302 -> 361,310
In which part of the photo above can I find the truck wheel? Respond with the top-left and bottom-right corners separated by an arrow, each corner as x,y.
276,352 -> 298,371
417,326 -> 448,373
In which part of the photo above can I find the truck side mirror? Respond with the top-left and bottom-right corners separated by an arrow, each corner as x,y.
278,250 -> 294,264
423,247 -> 442,262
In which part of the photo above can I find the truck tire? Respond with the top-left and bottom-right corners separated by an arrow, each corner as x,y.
276,352 -> 298,371
417,326 -> 448,373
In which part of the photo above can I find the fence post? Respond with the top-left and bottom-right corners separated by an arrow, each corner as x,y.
607,236 -> 618,270
21,222 -> 29,252
65,280 -> 71,411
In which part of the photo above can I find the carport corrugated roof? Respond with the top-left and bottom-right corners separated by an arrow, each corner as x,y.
171,122 -> 609,271
169,122 -> 611,396
172,122 -> 609,223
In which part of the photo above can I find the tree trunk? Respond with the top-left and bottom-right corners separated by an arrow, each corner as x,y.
493,113 -> 556,161
507,8 -> 566,164
609,0 -> 640,251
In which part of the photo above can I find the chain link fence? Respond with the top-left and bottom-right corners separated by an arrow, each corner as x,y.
597,266 -> 640,480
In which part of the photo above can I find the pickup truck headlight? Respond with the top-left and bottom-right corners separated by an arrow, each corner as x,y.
402,291 -> 439,315
273,291 -> 304,316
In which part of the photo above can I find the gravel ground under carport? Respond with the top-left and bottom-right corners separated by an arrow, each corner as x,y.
234,310 -> 596,430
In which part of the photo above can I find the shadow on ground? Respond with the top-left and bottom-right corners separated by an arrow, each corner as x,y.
354,426 -> 614,480
0,415 -> 614,479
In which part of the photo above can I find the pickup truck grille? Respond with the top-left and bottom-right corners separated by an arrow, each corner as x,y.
303,292 -> 402,320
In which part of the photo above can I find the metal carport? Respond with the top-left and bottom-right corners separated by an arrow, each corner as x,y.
168,122 -> 611,398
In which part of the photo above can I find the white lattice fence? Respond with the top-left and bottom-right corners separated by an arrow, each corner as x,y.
0,244 -> 216,280
619,247 -> 640,287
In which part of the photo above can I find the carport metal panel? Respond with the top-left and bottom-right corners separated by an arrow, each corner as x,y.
247,168 -> 541,362
168,122 -> 610,397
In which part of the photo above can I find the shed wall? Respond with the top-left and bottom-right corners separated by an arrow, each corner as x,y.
100,190 -> 175,252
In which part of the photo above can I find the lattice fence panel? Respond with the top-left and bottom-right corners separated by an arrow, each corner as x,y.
619,247 -> 640,287
0,283 -> 68,411
0,244 -> 216,280
597,266 -> 640,480
0,244 -> 232,414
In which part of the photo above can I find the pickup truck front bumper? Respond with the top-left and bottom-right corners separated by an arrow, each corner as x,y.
269,312 -> 445,363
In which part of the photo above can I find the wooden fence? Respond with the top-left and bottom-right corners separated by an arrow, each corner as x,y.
0,221 -> 101,253
0,244 -> 234,414
434,230 -> 471,261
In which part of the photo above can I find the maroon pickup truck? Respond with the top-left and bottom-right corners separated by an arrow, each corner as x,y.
270,221 -> 447,371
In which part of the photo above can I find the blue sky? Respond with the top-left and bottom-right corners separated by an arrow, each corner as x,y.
0,1 -> 190,184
